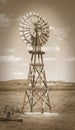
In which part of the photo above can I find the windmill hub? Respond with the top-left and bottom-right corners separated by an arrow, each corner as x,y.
19,12 -> 51,113
34,23 -> 41,31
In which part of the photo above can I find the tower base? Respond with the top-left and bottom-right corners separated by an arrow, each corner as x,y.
22,88 -> 52,113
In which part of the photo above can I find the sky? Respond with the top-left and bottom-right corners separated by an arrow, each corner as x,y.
0,0 -> 75,82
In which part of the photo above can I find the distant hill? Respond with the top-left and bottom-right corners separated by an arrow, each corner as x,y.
0,79 -> 27,91
0,79 -> 75,91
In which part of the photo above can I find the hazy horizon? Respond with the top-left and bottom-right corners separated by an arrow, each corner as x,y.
0,78 -> 75,83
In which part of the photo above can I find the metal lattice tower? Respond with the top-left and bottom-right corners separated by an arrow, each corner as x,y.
19,12 -> 51,113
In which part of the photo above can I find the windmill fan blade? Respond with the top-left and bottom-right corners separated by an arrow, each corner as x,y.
40,36 -> 46,44
27,15 -> 34,24
20,18 -> 25,23
33,11 -> 36,16
26,13 -> 29,17
19,22 -> 23,26
42,32 -> 49,37
19,26 -> 30,31
39,37 -> 44,45
20,30 -> 30,36
29,12 -> 32,16
41,35 -> 48,43
20,32 -> 23,35
20,21 -> 29,27
41,22 -> 48,28
20,22 -> 29,27
22,18 -> 30,25
20,35 -> 31,44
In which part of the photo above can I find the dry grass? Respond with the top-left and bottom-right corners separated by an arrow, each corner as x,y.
0,113 -> 75,130
0,89 -> 75,130
0,80 -> 75,129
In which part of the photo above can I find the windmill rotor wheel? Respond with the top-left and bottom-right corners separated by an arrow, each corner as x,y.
19,12 -> 50,47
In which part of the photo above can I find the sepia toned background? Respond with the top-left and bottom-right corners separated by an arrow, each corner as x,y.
0,0 -> 75,82
0,1 -> 75,130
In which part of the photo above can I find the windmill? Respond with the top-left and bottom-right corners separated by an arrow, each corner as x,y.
19,12 -> 51,113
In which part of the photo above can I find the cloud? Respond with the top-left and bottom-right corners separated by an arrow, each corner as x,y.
65,57 -> 75,62
13,72 -> 25,76
49,26 -> 71,41
44,57 -> 57,61
49,26 -> 55,30
0,14 -> 11,27
0,14 -> 14,27
0,55 -> 22,62
21,63 -> 29,66
0,48 -> 16,53
17,15 -> 22,22
42,46 -> 60,52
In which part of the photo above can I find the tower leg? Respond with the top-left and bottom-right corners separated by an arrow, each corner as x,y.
30,90 -> 34,112
46,91 -> 52,112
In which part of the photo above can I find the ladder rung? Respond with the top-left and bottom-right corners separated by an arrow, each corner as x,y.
30,63 -> 44,66
29,50 -> 45,54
